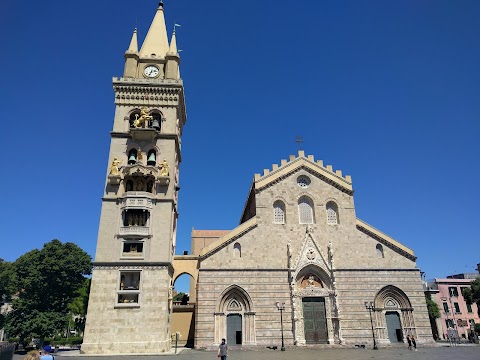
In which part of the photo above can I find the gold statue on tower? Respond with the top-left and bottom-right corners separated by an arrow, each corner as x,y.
133,107 -> 153,128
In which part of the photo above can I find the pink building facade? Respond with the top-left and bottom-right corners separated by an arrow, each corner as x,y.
429,277 -> 479,340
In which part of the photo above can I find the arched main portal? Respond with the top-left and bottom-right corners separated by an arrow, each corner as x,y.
292,265 -> 337,345
215,285 -> 256,345
373,285 -> 416,344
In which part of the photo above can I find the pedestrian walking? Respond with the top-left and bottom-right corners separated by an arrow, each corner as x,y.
411,335 -> 417,351
218,338 -> 228,360
406,335 -> 412,350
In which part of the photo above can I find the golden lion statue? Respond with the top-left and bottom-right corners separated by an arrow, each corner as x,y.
133,108 -> 153,128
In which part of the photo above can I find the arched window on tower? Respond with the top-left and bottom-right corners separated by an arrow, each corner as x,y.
128,149 -> 138,165
233,243 -> 241,258
273,200 -> 286,224
129,111 -> 140,128
147,149 -> 157,166
326,201 -> 339,225
376,244 -> 384,258
125,180 -> 134,192
298,196 -> 314,224
151,112 -> 162,130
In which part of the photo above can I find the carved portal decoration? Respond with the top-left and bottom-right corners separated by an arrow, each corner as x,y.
298,274 -> 323,289
306,248 -> 316,261
288,226 -> 343,345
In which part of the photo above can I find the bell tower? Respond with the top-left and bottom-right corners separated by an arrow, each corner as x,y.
82,2 -> 185,354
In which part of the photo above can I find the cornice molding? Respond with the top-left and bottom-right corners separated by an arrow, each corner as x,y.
93,261 -> 174,275
356,219 -> 416,261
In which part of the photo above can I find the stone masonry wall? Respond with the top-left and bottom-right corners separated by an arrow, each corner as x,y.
82,267 -> 171,354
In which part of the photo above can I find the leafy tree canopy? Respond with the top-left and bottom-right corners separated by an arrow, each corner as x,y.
462,278 -> 480,307
0,259 -> 16,302
68,278 -> 91,317
6,240 -> 92,342
173,292 -> 185,302
426,298 -> 441,319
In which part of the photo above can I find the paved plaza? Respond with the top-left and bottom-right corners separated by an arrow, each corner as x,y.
14,346 -> 480,360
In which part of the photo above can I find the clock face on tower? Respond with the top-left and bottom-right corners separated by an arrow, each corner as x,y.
144,65 -> 159,78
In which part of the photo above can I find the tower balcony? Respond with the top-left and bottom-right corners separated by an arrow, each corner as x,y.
121,193 -> 154,210
119,226 -> 150,237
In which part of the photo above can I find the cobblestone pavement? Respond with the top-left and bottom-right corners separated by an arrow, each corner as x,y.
14,346 -> 480,360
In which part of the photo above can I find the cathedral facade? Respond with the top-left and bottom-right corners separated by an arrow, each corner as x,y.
83,3 -> 433,354
191,153 -> 432,347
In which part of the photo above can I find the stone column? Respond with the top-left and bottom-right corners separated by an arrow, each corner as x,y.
214,313 -> 224,344
294,297 -> 305,345
325,296 -> 334,344
244,312 -> 256,345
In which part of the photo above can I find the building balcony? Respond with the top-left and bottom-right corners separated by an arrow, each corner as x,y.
119,226 -> 149,237
121,194 -> 154,210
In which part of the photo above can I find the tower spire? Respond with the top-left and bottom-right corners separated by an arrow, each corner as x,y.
126,28 -> 138,54
139,2 -> 169,58
168,29 -> 178,55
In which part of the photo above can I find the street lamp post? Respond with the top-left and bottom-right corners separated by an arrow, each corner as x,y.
276,302 -> 286,351
365,302 -> 378,350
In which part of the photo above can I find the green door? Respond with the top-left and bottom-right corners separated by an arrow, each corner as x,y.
303,297 -> 328,343
385,311 -> 402,343
227,314 -> 242,345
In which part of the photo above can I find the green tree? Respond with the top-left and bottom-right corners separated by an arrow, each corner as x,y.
0,259 -> 16,301
462,278 -> 480,315
426,298 -> 441,319
0,259 -> 16,329
5,240 -> 92,344
68,278 -> 91,317
67,278 -> 91,335
173,292 -> 185,302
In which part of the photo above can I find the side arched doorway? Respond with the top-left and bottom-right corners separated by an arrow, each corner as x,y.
215,285 -> 256,345
373,285 -> 416,344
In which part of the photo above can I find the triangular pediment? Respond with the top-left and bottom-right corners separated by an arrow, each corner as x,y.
291,226 -> 331,275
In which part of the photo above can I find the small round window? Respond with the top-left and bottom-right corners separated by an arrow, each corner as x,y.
297,175 -> 311,188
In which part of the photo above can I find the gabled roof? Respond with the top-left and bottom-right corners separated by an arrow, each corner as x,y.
199,218 -> 257,258
240,150 -> 353,223
356,218 -> 416,260
254,150 -> 353,193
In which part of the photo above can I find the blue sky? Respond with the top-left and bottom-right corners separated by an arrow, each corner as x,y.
1,1 -> 479,293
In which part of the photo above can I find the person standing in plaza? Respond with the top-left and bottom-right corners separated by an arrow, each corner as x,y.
406,335 -> 412,350
411,335 -> 417,351
218,338 -> 228,360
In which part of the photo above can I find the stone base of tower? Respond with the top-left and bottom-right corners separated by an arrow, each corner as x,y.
82,265 -> 173,354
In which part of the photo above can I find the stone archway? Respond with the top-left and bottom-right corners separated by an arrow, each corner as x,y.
292,265 -> 337,345
171,256 -> 199,348
373,285 -> 416,344
215,285 -> 256,345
